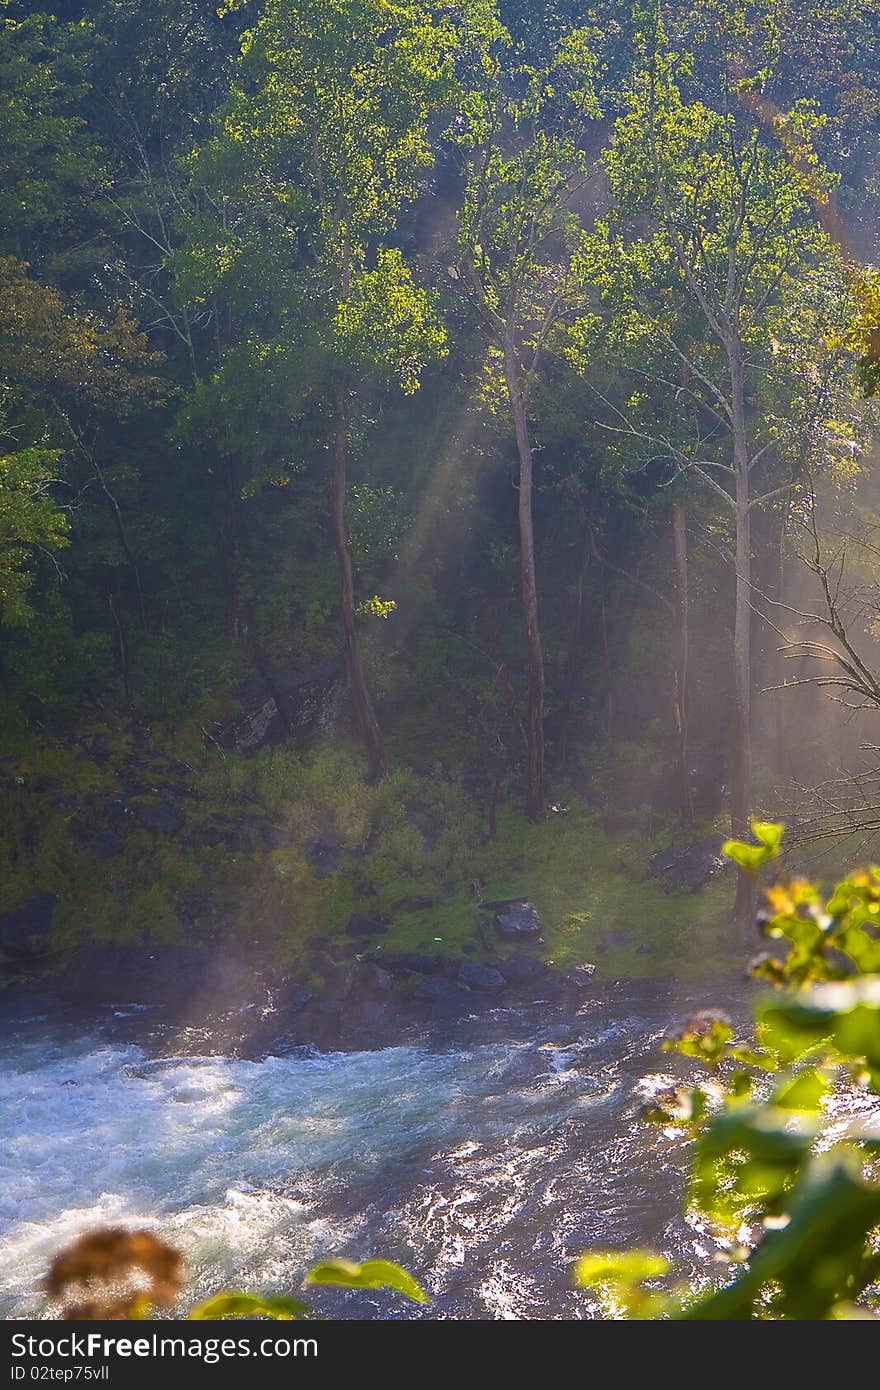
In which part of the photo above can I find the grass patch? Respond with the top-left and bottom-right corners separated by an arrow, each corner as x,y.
0,724 -> 738,984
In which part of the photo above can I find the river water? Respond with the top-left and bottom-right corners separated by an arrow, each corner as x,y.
0,978 -> 749,1320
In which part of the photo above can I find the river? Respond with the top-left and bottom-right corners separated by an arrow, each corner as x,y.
0,978 -> 748,1319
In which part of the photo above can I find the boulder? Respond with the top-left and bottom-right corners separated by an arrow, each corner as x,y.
392,895 -> 435,912
457,960 -> 505,991
0,891 -> 56,958
563,964 -> 596,989
211,657 -> 343,754
497,954 -> 548,986
649,834 -> 727,891
411,977 -> 473,1013
484,899 -> 544,937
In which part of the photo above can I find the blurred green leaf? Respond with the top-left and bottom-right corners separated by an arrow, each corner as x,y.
304,1259 -> 428,1305
189,1293 -> 310,1320
683,1156 -> 880,1320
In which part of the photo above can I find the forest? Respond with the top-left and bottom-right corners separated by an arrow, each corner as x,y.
3,0 -> 880,1327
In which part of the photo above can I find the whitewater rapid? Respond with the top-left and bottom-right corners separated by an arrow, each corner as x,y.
0,991 -> 723,1319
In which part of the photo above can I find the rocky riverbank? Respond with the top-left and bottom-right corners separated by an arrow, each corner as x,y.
2,897 -> 605,1053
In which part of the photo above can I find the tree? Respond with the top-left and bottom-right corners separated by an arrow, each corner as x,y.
185,0 -> 465,778
0,445 -> 67,626
453,25 -> 600,819
571,26 -> 852,924
0,6 -> 106,270
0,254 -> 164,645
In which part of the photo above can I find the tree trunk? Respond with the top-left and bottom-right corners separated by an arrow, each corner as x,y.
222,457 -> 246,640
331,403 -> 384,781
107,588 -> 131,706
93,459 -> 147,631
505,353 -> 544,821
557,525 -> 591,770
729,341 -> 755,934
672,499 -> 693,826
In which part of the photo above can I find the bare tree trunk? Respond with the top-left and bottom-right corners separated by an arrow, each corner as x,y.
331,401 -> 384,781
107,589 -> 131,705
772,519 -> 788,782
222,457 -> 246,640
600,575 -> 613,741
505,353 -> 544,821
730,343 -> 755,933
672,499 -> 693,825
94,461 -> 147,632
557,525 -> 591,771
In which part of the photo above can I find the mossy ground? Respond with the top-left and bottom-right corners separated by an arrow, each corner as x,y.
0,715 -> 743,986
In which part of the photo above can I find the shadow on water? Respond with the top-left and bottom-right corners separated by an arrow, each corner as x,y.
0,973 -> 755,1319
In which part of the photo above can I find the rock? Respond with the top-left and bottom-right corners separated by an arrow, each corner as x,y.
134,801 -> 183,835
392,895 -> 435,912
54,945 -> 260,1010
0,891 -> 56,958
457,960 -> 505,991
649,834 -> 727,891
211,657 -> 343,754
345,914 -> 390,937
411,977 -> 473,1013
563,964 -> 596,989
484,899 -> 544,937
216,696 -> 280,754
498,954 -> 548,986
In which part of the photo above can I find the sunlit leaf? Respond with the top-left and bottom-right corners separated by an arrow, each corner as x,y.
189,1293 -> 310,1320
304,1259 -> 428,1304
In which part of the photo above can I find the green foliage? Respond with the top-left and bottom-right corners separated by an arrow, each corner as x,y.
722,820 -> 784,873
0,9 -> 106,257
331,248 -> 446,394
188,1293 -> 310,1321
576,837 -> 880,1320
574,1251 -> 671,1319
754,865 -> 880,986
0,447 -> 67,625
305,1258 -> 428,1304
